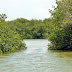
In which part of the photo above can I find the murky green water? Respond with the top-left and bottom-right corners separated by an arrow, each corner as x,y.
0,39 -> 72,72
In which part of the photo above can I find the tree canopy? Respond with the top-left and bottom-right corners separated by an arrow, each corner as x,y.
0,0 -> 72,54
48,0 -> 72,50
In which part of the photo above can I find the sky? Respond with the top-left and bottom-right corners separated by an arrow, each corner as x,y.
0,0 -> 57,21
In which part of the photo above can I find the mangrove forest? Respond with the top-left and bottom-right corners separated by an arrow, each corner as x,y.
0,0 -> 72,54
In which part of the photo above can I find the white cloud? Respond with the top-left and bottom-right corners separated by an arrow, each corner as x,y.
35,8 -> 46,15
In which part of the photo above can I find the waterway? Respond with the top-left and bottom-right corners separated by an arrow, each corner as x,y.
0,39 -> 72,72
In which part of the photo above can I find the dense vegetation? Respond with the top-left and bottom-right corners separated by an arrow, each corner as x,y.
7,19 -> 48,39
0,0 -> 72,54
0,15 -> 26,54
48,0 -> 72,50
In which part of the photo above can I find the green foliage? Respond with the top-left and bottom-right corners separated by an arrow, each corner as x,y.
0,14 -> 7,22
7,19 -> 48,39
48,0 -> 72,50
0,19 -> 26,54
0,0 -> 72,52
0,16 -> 48,54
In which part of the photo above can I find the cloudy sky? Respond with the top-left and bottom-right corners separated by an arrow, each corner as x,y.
0,0 -> 57,21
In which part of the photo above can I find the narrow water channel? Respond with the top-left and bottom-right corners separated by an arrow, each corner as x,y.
0,39 -> 72,72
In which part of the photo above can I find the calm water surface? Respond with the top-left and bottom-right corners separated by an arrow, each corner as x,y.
0,39 -> 72,72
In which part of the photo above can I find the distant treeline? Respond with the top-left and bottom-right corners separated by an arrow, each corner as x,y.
0,0 -> 72,54
7,18 -> 48,39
